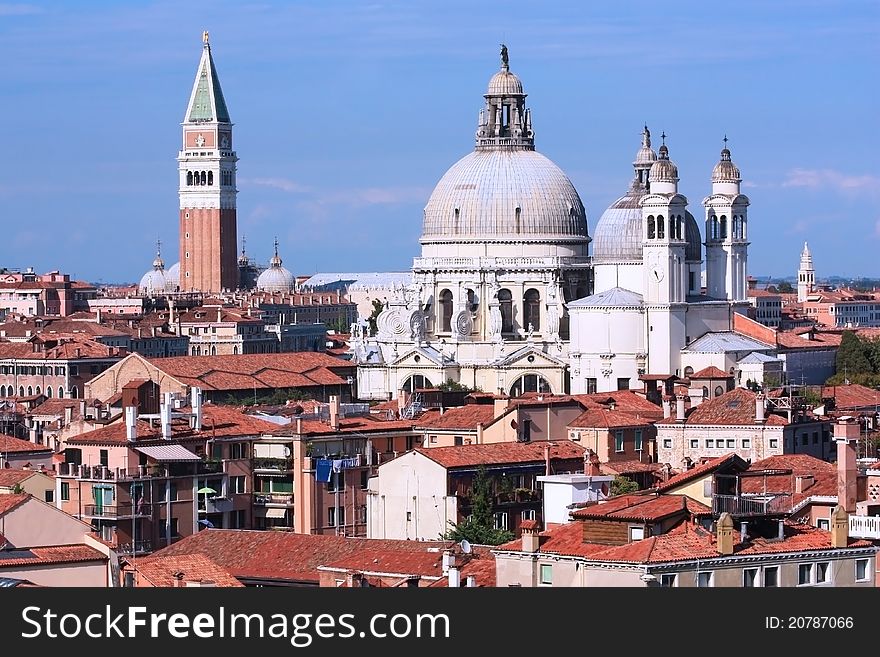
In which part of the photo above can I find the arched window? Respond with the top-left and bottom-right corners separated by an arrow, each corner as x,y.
702,386 -> 709,398
711,216 -> 718,240
187,171 -> 193,186
684,366 -> 694,378
46,387 -> 52,398
57,387 -> 63,399
515,206 -> 522,233
402,375 -> 433,394
498,289 -> 513,333
714,386 -> 724,397
18,386 -> 24,397
233,346 -> 238,355
210,346 -> 217,356
35,386 -> 41,395
70,387 -> 78,399
524,289 -> 541,332
677,215 -> 684,240
26,386 -> 33,396
0,385 -> 5,397
732,215 -> 739,239
509,374 -> 552,398
439,289 -> 453,332
200,171 -> 207,186
647,215 -> 655,239
207,171 -> 213,186
720,216 -> 727,240
656,215 -> 665,239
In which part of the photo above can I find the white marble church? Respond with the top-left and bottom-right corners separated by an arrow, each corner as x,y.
353,47 -> 754,399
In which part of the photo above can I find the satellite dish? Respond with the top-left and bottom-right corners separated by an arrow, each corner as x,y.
459,539 -> 472,554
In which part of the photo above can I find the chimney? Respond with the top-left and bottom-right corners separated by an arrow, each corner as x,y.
190,386 -> 203,431
125,405 -> 137,442
493,397 -> 510,419
96,308 -> 102,324
740,521 -> 749,543
544,442 -> 551,476
465,575 -> 476,587
795,474 -> 815,494
447,566 -> 461,588
661,396 -> 671,418
442,549 -> 455,574
675,395 -> 686,422
584,450 -> 601,476
830,505 -> 849,549
755,393 -> 766,423
521,520 -> 540,552
329,395 -> 340,431
397,389 -> 409,415
64,405 -> 73,427
295,417 -> 303,435
160,392 -> 173,439
716,512 -> 735,555
834,418 -> 859,513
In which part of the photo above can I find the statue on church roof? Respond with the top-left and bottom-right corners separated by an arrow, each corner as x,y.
500,43 -> 509,68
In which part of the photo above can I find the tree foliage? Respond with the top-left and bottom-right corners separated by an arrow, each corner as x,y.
443,466 -> 514,545
827,331 -> 880,386
437,379 -> 482,392
610,475 -> 640,496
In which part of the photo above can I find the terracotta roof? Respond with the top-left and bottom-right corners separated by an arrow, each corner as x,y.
0,469 -> 48,487
656,453 -> 749,492
573,391 -> 664,421
150,530 -> 451,584
601,460 -> 664,476
0,544 -> 106,568
414,440 -> 586,469
747,289 -> 782,298
66,405 -> 280,445
568,408 -> 653,429
415,404 -> 496,431
146,352 -> 352,391
776,331 -> 841,349
821,384 -> 880,410
0,494 -> 29,515
744,454 -> 838,506
690,366 -> 733,380
133,553 -> 243,587
496,521 -> 610,558
319,548 -> 499,585
570,494 -> 710,521
28,398 -> 81,417
273,414 -> 421,437
658,388 -> 788,426
0,434 -> 52,454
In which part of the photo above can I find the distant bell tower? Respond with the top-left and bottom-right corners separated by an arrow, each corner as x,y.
798,242 -> 815,302
178,31 -> 239,293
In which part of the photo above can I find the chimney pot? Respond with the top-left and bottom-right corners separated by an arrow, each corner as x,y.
755,393 -> 766,423
521,521 -> 541,552
675,395 -> 687,422
830,505 -> 849,548
716,512 -> 735,555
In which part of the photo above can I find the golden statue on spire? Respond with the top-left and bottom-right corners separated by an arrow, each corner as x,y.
202,30 -> 210,44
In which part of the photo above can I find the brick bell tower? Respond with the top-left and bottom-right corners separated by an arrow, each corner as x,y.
178,31 -> 239,293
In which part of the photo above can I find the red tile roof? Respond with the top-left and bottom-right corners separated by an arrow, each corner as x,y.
656,454 -> 749,492
415,404 -> 497,431
133,553 -> 243,587
0,493 -> 29,515
146,352 -> 352,391
821,384 -> 880,410
497,521 -> 610,558
28,398 -> 81,417
568,408 -> 653,429
601,460 -> 664,476
150,530 -> 452,584
415,440 -> 586,469
690,366 -> 733,380
0,469 -> 49,487
570,494 -> 710,521
66,404 -> 280,445
744,454 -> 838,505
275,414 -> 422,437
658,388 -> 788,427
0,544 -> 107,568
0,433 -> 52,454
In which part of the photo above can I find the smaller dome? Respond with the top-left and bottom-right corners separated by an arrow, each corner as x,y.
712,147 -> 741,183
649,144 -> 679,183
633,126 -> 657,167
139,269 -> 167,296
256,239 -> 296,293
166,262 -> 180,291
487,69 -> 523,96
238,251 -> 250,266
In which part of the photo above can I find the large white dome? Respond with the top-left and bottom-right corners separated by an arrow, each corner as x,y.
256,240 -> 295,293
420,148 -> 587,244
140,269 -> 168,295
165,262 -> 180,292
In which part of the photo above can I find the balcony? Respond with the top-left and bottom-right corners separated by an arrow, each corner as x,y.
81,503 -> 152,519
849,515 -> 880,540
252,457 -> 293,473
253,493 -> 294,506
201,496 -> 233,514
116,540 -> 152,556
712,493 -> 792,517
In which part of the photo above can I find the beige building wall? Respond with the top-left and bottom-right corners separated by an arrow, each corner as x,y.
2,498 -> 94,548
0,562 -> 107,587
84,353 -> 187,403
0,472 -> 55,502
662,476 -> 713,507
482,405 -> 584,444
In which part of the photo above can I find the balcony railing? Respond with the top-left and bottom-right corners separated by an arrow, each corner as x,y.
82,503 -> 152,519
849,515 -> 880,540
61,460 -> 224,480
253,493 -> 294,506
712,493 -> 792,517
116,540 -> 152,555
252,457 -> 293,473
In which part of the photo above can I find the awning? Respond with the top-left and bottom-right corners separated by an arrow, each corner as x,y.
133,444 -> 202,463
265,508 -> 287,519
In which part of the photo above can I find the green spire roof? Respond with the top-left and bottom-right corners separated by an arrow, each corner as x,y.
186,44 -> 231,123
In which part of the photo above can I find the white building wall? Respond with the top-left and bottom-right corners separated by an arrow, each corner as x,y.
592,263 -> 644,297
656,423 -> 784,466
569,307 -> 645,393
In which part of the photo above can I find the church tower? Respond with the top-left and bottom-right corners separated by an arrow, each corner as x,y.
798,242 -> 815,302
641,137 -> 688,306
703,140 -> 749,301
178,31 -> 239,293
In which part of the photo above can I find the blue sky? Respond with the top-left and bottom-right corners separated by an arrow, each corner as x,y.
0,0 -> 877,284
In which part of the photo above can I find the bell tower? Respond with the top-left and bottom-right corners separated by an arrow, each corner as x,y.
178,31 -> 239,293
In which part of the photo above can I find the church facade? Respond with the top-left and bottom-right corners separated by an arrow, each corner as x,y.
353,47 -> 756,399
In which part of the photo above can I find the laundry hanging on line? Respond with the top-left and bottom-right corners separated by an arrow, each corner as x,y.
315,458 -> 332,483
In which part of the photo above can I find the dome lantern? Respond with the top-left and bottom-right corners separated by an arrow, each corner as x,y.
711,136 -> 742,193
476,45 -> 534,151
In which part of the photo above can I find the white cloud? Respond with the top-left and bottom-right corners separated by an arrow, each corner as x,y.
242,177 -> 312,193
781,168 -> 880,194
0,3 -> 43,16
